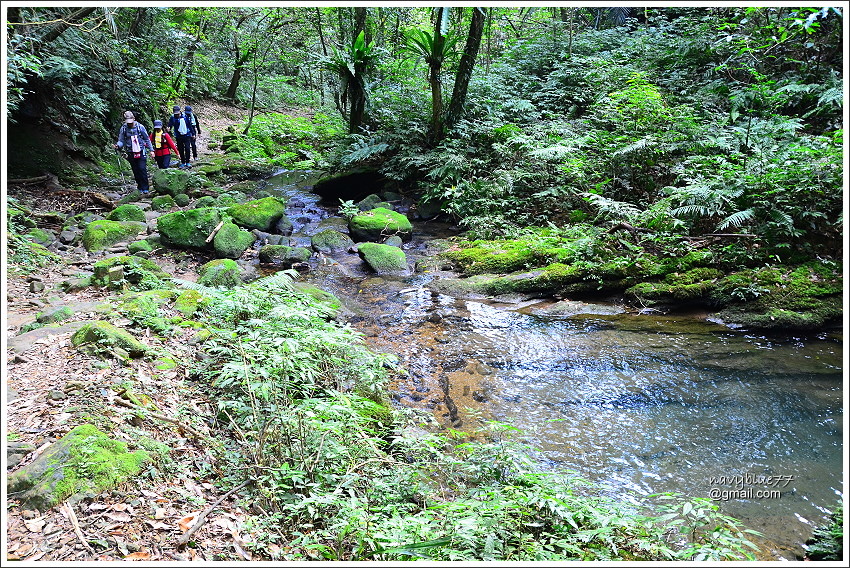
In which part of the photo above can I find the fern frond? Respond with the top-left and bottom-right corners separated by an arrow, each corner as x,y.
529,144 -> 575,160
717,208 -> 755,231
613,136 -> 655,159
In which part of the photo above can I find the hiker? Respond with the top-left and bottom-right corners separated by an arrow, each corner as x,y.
167,105 -> 195,169
114,110 -> 153,194
150,119 -> 178,169
184,105 -> 201,161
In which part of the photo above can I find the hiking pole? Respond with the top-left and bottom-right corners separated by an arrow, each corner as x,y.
113,146 -> 127,185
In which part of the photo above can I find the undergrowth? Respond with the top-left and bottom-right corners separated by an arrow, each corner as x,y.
181,270 -> 762,561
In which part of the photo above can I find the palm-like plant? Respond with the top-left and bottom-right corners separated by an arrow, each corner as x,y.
324,31 -> 377,133
403,7 -> 461,143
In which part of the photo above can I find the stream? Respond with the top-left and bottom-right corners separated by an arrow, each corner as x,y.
261,170 -> 844,560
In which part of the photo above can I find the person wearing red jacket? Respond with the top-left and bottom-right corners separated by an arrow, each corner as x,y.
150,119 -> 178,169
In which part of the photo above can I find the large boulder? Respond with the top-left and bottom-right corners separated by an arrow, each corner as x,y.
349,207 -> 412,243
157,207 -> 223,249
312,167 -> 388,203
227,196 -> 286,231
311,229 -> 354,254
258,245 -> 311,267
106,204 -> 146,223
7,424 -> 149,511
198,259 -> 242,288
150,195 -> 176,211
152,168 -> 191,197
358,242 -> 410,275
213,221 -> 255,259
71,320 -> 149,357
81,220 -> 147,252
91,255 -> 171,290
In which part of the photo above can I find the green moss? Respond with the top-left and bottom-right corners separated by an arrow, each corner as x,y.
175,289 -> 205,318
157,207 -> 223,249
174,193 -> 190,207
152,168 -> 191,196
442,243 -> 537,275
7,424 -> 149,510
227,196 -> 286,231
81,220 -> 147,252
198,258 -> 242,288
71,320 -> 148,357
627,268 -> 724,304
311,229 -> 355,253
36,305 -> 74,324
258,245 -> 311,266
349,207 -> 412,242
358,242 -> 409,274
128,239 -> 154,254
107,204 -> 146,223
92,256 -> 171,290
25,228 -> 54,245
194,196 -> 217,208
150,195 -> 176,211
213,221 -> 255,259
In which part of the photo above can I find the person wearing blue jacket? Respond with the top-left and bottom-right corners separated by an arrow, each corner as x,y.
184,105 -> 201,161
114,110 -> 153,194
167,105 -> 195,169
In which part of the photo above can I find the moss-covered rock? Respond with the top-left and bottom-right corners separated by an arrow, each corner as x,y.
92,255 -> 171,290
128,239 -> 154,255
36,305 -> 74,324
626,268 -> 724,305
150,195 -> 176,211
71,320 -> 148,357
6,424 -> 149,511
107,204 -> 146,223
358,242 -> 409,275
175,289 -> 205,318
258,245 -> 311,266
383,235 -> 403,247
356,193 -> 383,211
709,261 -> 842,330
349,207 -> 412,243
311,229 -> 355,254
81,220 -> 147,252
25,228 -> 55,246
441,242 -> 538,275
194,196 -> 217,208
174,193 -> 190,207
157,207 -> 223,249
152,168 -> 191,196
213,221 -> 255,259
198,259 -> 242,288
227,196 -> 286,231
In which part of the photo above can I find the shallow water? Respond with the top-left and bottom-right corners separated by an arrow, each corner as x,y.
264,171 -> 844,560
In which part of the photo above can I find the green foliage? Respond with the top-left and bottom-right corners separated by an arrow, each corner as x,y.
805,505 -> 843,561
238,113 -> 344,168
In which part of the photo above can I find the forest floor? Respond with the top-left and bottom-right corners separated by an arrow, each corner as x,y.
4,101 -> 281,561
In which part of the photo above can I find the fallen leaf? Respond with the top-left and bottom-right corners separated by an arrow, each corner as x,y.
24,518 -> 45,533
140,489 -> 159,499
124,551 -> 151,560
177,512 -> 201,533
144,520 -> 172,531
106,512 -> 132,523
111,503 -> 134,514
154,508 -> 167,520
88,503 -> 110,511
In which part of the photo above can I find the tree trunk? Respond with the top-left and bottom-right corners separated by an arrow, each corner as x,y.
40,7 -> 97,45
224,52 -> 248,101
444,7 -> 486,134
427,7 -> 448,144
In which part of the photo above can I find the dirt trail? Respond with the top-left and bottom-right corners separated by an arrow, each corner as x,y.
4,101 -> 276,561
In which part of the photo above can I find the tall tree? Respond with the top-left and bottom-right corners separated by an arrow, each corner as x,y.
444,7 -> 486,134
